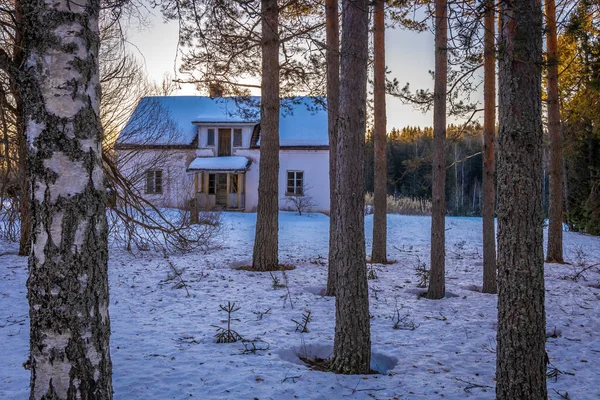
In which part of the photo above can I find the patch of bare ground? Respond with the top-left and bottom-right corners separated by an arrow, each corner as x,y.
234,264 -> 296,272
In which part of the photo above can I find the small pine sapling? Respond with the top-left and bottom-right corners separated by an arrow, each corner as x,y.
269,271 -> 287,289
292,310 -> 312,333
251,306 -> 272,321
270,271 -> 294,309
391,302 -> 419,330
414,255 -> 430,288
165,257 -> 191,297
391,309 -> 418,330
367,264 -> 378,280
213,301 -> 243,343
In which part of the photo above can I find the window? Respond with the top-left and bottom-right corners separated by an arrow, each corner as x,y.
207,129 -> 215,146
286,171 -> 303,195
233,128 -> 243,147
145,170 -> 163,194
208,174 -> 216,194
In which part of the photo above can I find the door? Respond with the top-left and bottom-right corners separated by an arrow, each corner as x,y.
218,129 -> 231,156
216,174 -> 228,206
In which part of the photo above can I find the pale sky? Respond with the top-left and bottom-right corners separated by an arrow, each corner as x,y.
126,12 -> 480,130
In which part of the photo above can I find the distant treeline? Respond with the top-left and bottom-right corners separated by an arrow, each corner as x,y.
364,122 -> 599,233
365,123 -> 484,216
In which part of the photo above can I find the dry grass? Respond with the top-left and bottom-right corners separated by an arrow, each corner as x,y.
365,193 -> 432,216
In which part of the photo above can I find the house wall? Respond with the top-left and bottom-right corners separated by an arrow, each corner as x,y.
116,149 -> 196,209
117,147 -> 330,213
235,149 -> 330,213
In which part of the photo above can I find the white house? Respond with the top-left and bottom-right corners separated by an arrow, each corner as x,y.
115,96 -> 330,213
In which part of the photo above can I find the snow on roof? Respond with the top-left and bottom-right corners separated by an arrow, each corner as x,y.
187,156 -> 251,171
275,97 -> 328,147
117,97 -> 258,146
117,96 -> 328,147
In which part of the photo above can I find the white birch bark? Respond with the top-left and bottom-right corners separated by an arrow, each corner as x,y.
21,0 -> 113,397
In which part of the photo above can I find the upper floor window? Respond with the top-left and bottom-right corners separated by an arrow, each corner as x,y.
145,169 -> 163,194
233,128 -> 243,147
286,171 -> 304,196
207,129 -> 215,146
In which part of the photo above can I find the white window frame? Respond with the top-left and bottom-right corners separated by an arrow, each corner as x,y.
233,128 -> 243,148
206,128 -> 215,147
286,170 -> 304,196
145,169 -> 163,194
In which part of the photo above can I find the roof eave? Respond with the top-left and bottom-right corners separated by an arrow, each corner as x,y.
191,121 -> 257,126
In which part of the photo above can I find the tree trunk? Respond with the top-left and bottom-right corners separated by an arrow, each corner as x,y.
12,2 -> 31,257
21,0 -> 113,397
371,0 -> 387,264
482,0 -> 497,294
325,0 -> 340,296
545,0 -> 565,263
427,0 -> 447,300
330,0 -> 371,374
496,0 -> 547,396
252,0 -> 280,271
17,92 -> 31,256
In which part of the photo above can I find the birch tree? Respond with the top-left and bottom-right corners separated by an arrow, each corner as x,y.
330,0 -> 371,374
20,0 -> 113,397
496,0 -> 547,395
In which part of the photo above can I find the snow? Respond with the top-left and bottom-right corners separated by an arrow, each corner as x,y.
277,97 -> 328,147
192,97 -> 260,124
119,96 -> 257,146
187,156 -> 251,171
1,213 -> 600,399
117,96 -> 328,147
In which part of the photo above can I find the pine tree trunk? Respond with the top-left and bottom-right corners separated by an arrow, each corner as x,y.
427,0 -> 447,300
325,0 -> 340,297
545,0 -> 565,263
252,0 -> 280,271
17,93 -> 31,256
21,0 -> 113,397
330,0 -> 371,374
371,0 -> 387,264
13,3 -> 31,257
496,0 -> 547,395
482,0 -> 497,294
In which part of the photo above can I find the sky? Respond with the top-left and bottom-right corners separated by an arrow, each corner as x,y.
125,10 -> 479,130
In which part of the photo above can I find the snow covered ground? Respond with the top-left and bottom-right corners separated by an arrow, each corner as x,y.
1,212 -> 599,399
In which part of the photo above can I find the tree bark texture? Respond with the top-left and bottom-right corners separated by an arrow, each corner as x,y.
325,0 -> 340,297
427,0 -> 447,300
496,0 -> 547,396
252,0 -> 280,271
21,0 -> 113,397
482,0 -> 497,294
545,0 -> 565,264
371,0 -> 387,264
330,0 -> 371,375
